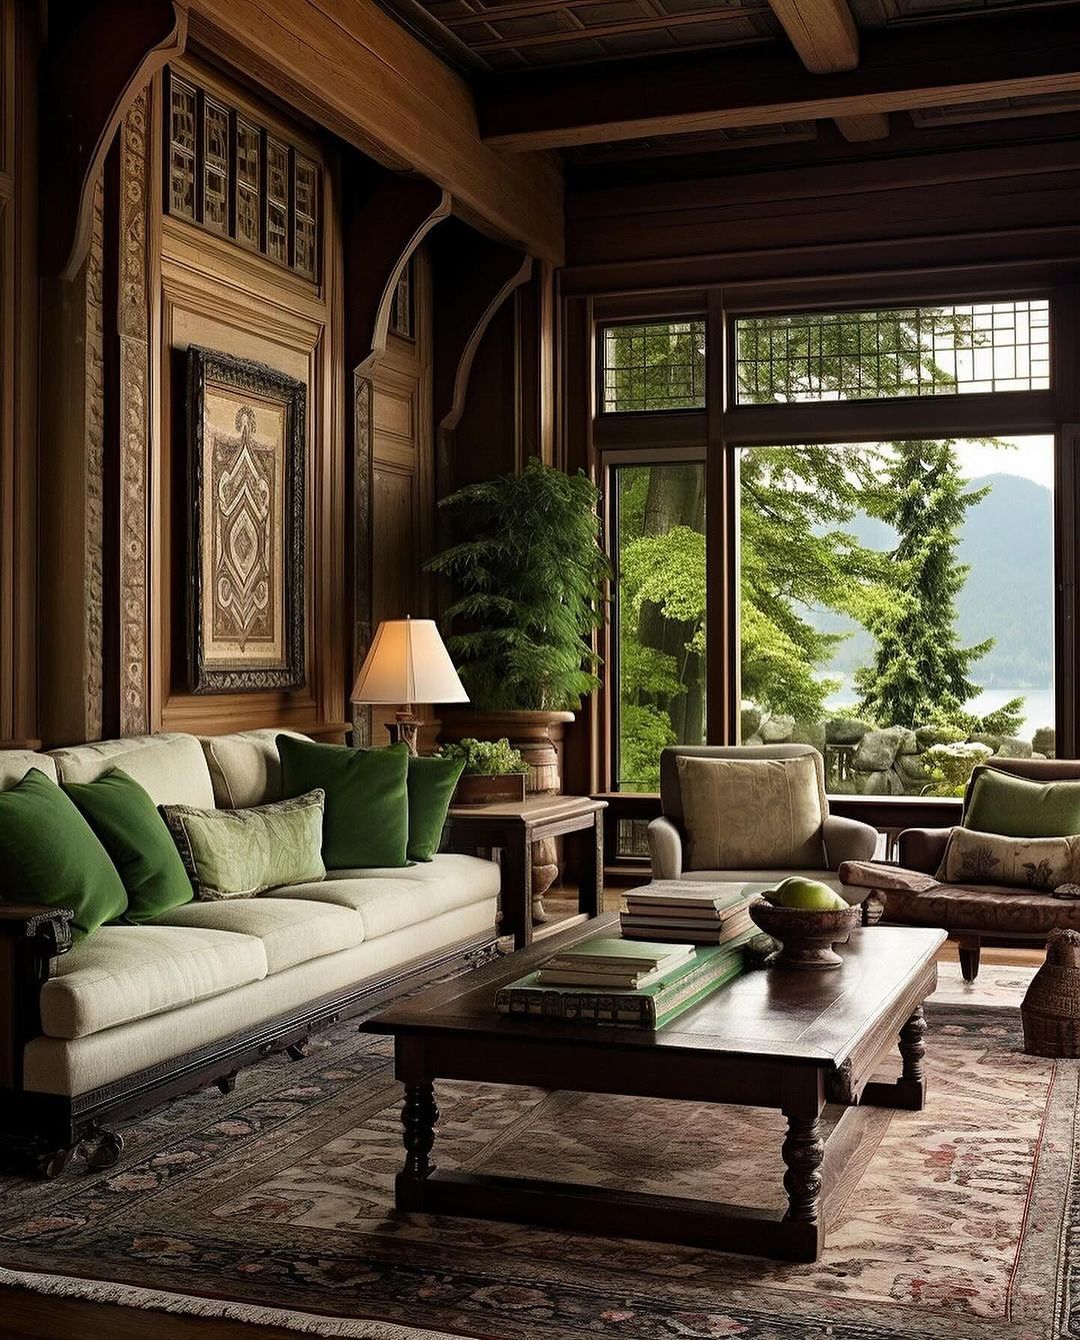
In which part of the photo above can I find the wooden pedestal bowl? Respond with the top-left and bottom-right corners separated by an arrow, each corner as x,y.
749,900 -> 861,970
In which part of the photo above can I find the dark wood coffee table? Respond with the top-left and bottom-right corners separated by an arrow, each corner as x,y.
364,914 -> 947,1262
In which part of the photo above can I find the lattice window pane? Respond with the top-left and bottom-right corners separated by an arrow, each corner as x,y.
734,300 -> 1051,404
601,319 -> 706,413
202,98 -> 230,234
266,137 -> 289,265
235,116 -> 261,252
293,154 -> 319,281
168,75 -> 197,220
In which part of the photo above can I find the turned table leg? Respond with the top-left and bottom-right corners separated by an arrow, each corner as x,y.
781,1113 -> 823,1222
396,1081 -> 438,1210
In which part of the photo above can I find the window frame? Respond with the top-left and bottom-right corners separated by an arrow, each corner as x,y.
591,278 -> 1069,796
596,313 -> 708,419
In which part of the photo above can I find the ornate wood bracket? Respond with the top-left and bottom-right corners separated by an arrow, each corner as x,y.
431,219 -> 533,434
40,0 -> 187,280
344,175 -> 451,377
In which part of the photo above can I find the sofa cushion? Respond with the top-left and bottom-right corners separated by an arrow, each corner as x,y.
0,749 -> 57,789
877,882 -> 1080,938
161,791 -> 326,899
40,925 -> 267,1040
199,729 -> 310,809
675,754 -> 827,871
153,897 -> 365,974
63,769 -> 193,922
275,852 -> 500,940
278,735 -> 410,869
965,766 -> 1080,838
50,734 -> 215,808
0,769 -> 128,941
938,827 -> 1077,891
407,754 -> 465,862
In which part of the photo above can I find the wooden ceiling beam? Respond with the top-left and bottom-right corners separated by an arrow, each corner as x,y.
479,6 -> 1080,151
835,112 -> 889,141
766,0 -> 858,74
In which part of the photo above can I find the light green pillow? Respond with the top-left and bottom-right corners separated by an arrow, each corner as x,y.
407,754 -> 465,862
161,790 -> 326,900
278,735 -> 410,869
0,768 -> 127,940
965,768 -> 1080,838
63,768 -> 192,922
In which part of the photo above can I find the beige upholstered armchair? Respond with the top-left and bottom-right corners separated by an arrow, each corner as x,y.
648,744 -> 879,904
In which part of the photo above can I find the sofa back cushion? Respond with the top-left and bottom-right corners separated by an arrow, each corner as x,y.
63,769 -> 193,922
161,791 -> 327,900
278,735 -> 410,869
0,769 -> 128,940
964,766 -> 1080,838
50,733 -> 214,808
939,826 -> 1078,891
0,749 -> 57,789
199,729 -> 310,809
676,753 -> 827,871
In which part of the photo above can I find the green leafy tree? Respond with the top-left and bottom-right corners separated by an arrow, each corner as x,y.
853,441 -> 994,729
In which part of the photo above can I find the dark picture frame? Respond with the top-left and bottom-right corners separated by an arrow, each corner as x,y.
186,346 -> 306,694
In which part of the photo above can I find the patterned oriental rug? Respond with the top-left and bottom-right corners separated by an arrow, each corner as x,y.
0,963 -> 1074,1340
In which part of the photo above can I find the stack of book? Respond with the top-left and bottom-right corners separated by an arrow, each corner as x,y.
495,933 -> 752,1029
619,883 -> 759,944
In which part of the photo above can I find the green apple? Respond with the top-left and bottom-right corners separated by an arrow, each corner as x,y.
774,877 -> 848,911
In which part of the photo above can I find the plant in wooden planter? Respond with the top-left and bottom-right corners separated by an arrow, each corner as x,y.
437,738 -> 529,806
428,457 -> 610,918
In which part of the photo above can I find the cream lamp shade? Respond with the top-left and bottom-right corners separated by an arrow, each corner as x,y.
351,618 -> 468,705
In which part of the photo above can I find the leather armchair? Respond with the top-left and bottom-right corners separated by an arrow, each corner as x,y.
647,744 -> 879,907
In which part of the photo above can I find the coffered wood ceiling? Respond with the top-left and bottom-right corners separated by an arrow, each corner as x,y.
374,0 -> 1080,167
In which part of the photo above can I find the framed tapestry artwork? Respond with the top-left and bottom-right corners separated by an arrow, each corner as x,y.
186,346 -> 306,693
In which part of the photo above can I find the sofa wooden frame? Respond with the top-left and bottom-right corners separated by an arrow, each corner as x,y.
0,902 -> 497,1177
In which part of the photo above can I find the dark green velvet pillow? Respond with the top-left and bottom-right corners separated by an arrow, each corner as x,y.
965,767 -> 1080,838
63,768 -> 193,922
0,768 -> 127,940
278,735 -> 410,869
407,754 -> 465,862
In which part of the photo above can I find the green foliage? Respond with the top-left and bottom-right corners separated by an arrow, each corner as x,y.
854,440 -> 997,729
922,741 -> 993,798
435,738 -> 528,776
618,705 -> 675,792
427,457 -> 610,712
927,696 -> 1027,739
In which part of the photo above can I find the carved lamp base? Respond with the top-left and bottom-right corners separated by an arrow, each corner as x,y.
386,709 -> 421,755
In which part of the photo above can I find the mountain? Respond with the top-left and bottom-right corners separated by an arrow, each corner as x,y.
806,472 -> 1053,690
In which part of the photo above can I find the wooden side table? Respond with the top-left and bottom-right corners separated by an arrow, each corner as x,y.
445,795 -> 606,949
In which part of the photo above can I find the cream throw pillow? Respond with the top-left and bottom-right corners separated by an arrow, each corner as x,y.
676,754 -> 827,871
938,826 -> 1078,891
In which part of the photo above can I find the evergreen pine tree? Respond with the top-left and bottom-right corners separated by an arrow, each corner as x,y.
854,440 -> 992,728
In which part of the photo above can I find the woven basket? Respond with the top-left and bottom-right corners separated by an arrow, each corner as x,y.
1021,928 -> 1080,1058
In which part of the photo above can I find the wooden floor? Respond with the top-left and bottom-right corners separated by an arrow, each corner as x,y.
0,925 -> 1042,1339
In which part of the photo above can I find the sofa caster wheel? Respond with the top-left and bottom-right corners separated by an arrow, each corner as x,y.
216,1071 -> 238,1095
87,1130 -> 125,1171
286,1040 -> 310,1061
35,1145 -> 75,1180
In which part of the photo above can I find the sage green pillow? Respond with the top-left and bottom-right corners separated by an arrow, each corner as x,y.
278,735 -> 410,869
408,755 -> 465,862
0,768 -> 127,940
161,790 -> 326,899
63,769 -> 192,922
965,767 -> 1080,838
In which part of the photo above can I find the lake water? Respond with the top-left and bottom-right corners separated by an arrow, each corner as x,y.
825,685 -> 1055,742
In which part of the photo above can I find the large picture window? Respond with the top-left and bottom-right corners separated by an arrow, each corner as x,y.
596,286 -> 1060,798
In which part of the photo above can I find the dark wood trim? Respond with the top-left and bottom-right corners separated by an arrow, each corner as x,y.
40,0 -> 186,279
479,7 -> 1080,151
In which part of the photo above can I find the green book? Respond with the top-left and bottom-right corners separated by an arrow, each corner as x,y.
495,933 -> 754,1030
542,935 -> 694,974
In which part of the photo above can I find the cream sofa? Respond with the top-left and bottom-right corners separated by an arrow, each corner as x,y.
0,730 -> 499,1176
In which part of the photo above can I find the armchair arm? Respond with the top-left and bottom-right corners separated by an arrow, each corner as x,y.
822,814 -> 878,869
647,815 -> 684,880
897,827 -> 951,875
0,904 -> 73,1089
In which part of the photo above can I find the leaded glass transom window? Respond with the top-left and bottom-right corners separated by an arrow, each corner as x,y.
601,320 -> 706,413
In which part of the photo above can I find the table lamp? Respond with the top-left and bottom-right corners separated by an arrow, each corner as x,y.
350,617 -> 469,753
